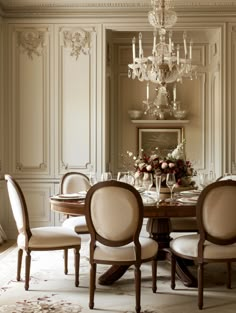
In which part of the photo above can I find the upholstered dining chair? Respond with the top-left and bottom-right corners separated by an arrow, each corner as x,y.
85,180 -> 158,313
60,172 -> 91,271
60,171 -> 91,234
170,180 -> 236,309
170,174 -> 236,233
5,174 -> 81,290
216,174 -> 236,181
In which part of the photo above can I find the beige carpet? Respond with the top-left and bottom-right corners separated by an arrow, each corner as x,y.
1,237 -> 236,313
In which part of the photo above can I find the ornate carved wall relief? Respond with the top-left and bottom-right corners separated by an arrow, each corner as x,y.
63,28 -> 92,60
17,29 -> 46,59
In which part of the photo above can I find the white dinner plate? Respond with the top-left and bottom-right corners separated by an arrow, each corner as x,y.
177,196 -> 198,204
51,192 -> 87,200
179,190 -> 200,197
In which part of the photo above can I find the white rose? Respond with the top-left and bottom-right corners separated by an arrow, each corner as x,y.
146,165 -> 152,171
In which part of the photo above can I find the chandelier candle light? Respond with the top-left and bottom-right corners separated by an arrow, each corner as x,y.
128,0 -> 197,118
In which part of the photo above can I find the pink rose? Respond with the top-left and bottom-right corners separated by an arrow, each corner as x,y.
169,162 -> 175,168
161,162 -> 168,169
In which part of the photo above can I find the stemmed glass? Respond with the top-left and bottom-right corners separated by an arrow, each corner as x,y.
155,175 -> 162,206
166,173 -> 176,202
117,171 -> 129,182
117,171 -> 135,185
142,173 -> 153,193
142,173 -> 154,203
198,172 -> 208,190
101,172 -> 112,181
89,172 -> 97,185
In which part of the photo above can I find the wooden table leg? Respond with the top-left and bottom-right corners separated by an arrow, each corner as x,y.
146,218 -> 197,288
98,265 -> 130,285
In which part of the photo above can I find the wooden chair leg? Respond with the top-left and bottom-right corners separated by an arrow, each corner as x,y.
89,263 -> 96,309
227,262 -> 231,289
25,251 -> 31,291
171,253 -> 176,290
198,263 -> 204,310
17,248 -> 23,281
74,247 -> 80,287
135,265 -> 141,313
152,259 -> 157,293
64,249 -> 68,275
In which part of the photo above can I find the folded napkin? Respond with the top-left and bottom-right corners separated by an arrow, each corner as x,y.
141,191 -> 158,205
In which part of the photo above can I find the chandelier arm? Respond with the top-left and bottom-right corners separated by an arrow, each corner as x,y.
127,0 -> 198,119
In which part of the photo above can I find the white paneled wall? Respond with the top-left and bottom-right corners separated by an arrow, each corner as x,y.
1,21 -> 103,238
55,25 -> 98,175
0,9 -> 235,239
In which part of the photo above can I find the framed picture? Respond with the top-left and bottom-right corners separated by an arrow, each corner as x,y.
138,128 -> 184,157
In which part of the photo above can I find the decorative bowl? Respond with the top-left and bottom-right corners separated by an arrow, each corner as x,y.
128,110 -> 143,120
173,110 -> 187,120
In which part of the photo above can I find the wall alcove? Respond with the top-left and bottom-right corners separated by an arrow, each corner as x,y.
106,27 -> 222,177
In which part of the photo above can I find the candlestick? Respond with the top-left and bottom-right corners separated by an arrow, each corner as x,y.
173,85 -> 176,102
189,39 -> 193,60
132,37 -> 136,62
177,44 -> 180,65
183,31 -> 187,57
139,32 -> 143,58
146,83 -> 150,101
153,30 -> 157,55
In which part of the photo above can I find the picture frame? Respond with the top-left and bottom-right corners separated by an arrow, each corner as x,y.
138,127 -> 184,157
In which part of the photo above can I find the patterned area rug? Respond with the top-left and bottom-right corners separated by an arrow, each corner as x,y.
1,237 -> 236,313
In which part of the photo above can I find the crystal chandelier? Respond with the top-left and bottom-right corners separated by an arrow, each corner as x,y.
128,0 -> 197,118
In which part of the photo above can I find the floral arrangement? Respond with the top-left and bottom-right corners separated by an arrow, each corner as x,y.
126,140 -> 194,187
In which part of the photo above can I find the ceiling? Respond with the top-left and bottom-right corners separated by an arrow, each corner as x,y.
0,0 -> 235,9
0,0 -> 235,17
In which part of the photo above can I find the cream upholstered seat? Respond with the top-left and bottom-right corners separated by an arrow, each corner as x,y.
170,180 -> 236,309
85,180 -> 158,313
60,172 -> 91,234
4,174 -> 81,290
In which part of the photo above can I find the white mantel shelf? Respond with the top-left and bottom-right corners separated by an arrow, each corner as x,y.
131,120 -> 190,127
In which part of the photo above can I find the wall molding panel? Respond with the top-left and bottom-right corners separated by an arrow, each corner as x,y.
10,25 -> 52,177
56,25 -> 97,175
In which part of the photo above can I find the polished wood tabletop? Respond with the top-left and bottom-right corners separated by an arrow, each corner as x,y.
50,198 -> 196,218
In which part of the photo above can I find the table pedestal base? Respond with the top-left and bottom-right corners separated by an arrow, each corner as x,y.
98,218 -> 197,287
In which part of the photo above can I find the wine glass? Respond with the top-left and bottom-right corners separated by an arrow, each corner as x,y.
198,172 -> 208,190
166,173 -> 176,202
142,173 -> 154,203
101,172 -> 112,181
117,171 -> 129,183
155,175 -> 162,206
142,173 -> 153,193
89,172 -> 97,185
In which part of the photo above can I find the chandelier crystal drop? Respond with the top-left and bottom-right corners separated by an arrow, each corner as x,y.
127,0 -> 197,118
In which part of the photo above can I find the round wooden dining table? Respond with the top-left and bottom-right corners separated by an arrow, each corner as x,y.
50,198 -> 197,287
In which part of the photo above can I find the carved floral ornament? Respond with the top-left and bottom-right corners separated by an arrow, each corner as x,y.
63,28 -> 92,60
17,30 -> 46,59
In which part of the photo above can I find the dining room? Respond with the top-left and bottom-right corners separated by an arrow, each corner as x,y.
1,0 -> 236,311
